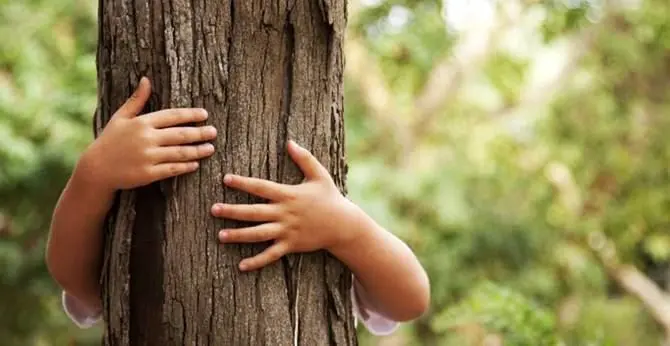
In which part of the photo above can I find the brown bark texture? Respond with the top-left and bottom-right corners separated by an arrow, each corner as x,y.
93,0 -> 356,345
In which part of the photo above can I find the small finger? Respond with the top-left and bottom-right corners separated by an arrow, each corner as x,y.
144,108 -> 208,128
223,174 -> 290,201
211,203 -> 279,222
153,143 -> 215,162
218,223 -> 281,244
157,126 -> 217,146
239,243 -> 288,271
150,162 -> 199,181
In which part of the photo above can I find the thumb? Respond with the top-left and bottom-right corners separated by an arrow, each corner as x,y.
115,77 -> 151,118
287,140 -> 330,181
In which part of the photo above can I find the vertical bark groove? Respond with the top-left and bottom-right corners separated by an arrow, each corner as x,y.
97,1 -> 355,345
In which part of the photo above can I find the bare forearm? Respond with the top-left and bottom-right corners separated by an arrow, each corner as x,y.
329,203 -> 430,321
46,158 -> 113,310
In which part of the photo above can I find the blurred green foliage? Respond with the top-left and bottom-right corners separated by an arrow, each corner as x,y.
2,0 -> 670,345
434,282 -> 559,346
0,0 -> 99,344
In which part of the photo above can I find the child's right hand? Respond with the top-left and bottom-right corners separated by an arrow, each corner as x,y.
78,77 -> 217,192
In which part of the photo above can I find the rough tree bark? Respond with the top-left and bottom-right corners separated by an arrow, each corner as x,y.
93,1 -> 356,345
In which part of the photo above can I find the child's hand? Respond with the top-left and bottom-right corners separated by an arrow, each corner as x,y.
79,77 -> 217,192
211,140 -> 357,271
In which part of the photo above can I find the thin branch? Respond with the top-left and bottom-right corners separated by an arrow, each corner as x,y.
611,265 -> 670,330
560,230 -> 670,336
550,159 -> 670,336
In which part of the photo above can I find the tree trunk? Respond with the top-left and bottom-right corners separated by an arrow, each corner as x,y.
94,0 -> 355,345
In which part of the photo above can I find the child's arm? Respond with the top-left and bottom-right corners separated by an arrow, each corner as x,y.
47,162 -> 114,314
330,207 -> 430,322
46,77 -> 217,314
212,140 -> 430,326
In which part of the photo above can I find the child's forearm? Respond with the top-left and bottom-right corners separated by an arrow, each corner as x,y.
328,203 -> 430,322
46,154 -> 113,311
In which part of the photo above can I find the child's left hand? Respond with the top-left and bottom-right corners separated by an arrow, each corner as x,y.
211,140 -> 357,271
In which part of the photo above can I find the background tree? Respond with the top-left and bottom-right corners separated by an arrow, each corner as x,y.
4,0 -> 670,345
94,0 -> 354,345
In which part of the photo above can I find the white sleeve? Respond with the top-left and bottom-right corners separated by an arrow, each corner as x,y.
62,291 -> 102,329
351,278 -> 399,336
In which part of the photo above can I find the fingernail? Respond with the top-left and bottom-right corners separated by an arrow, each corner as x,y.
190,162 -> 199,170
239,262 -> 248,271
205,126 -> 217,137
211,203 -> 223,214
223,174 -> 233,184
218,230 -> 228,240
288,139 -> 302,150
203,143 -> 215,153
200,109 -> 208,118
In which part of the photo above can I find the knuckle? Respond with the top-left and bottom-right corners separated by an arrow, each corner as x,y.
187,147 -> 200,159
282,228 -> 297,243
177,146 -> 190,160
180,128 -> 194,142
139,129 -> 155,143
284,212 -> 299,228
140,165 -> 154,179
140,148 -> 153,160
283,188 -> 298,201
169,164 -> 181,176
137,115 -> 152,127
137,119 -> 154,132
186,146 -> 199,159
183,128 -> 196,142
270,248 -> 283,260
273,223 -> 285,235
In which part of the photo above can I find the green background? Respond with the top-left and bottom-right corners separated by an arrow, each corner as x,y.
2,0 -> 670,344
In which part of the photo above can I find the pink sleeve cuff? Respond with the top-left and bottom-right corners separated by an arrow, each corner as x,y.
62,291 -> 102,329
351,279 -> 399,336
